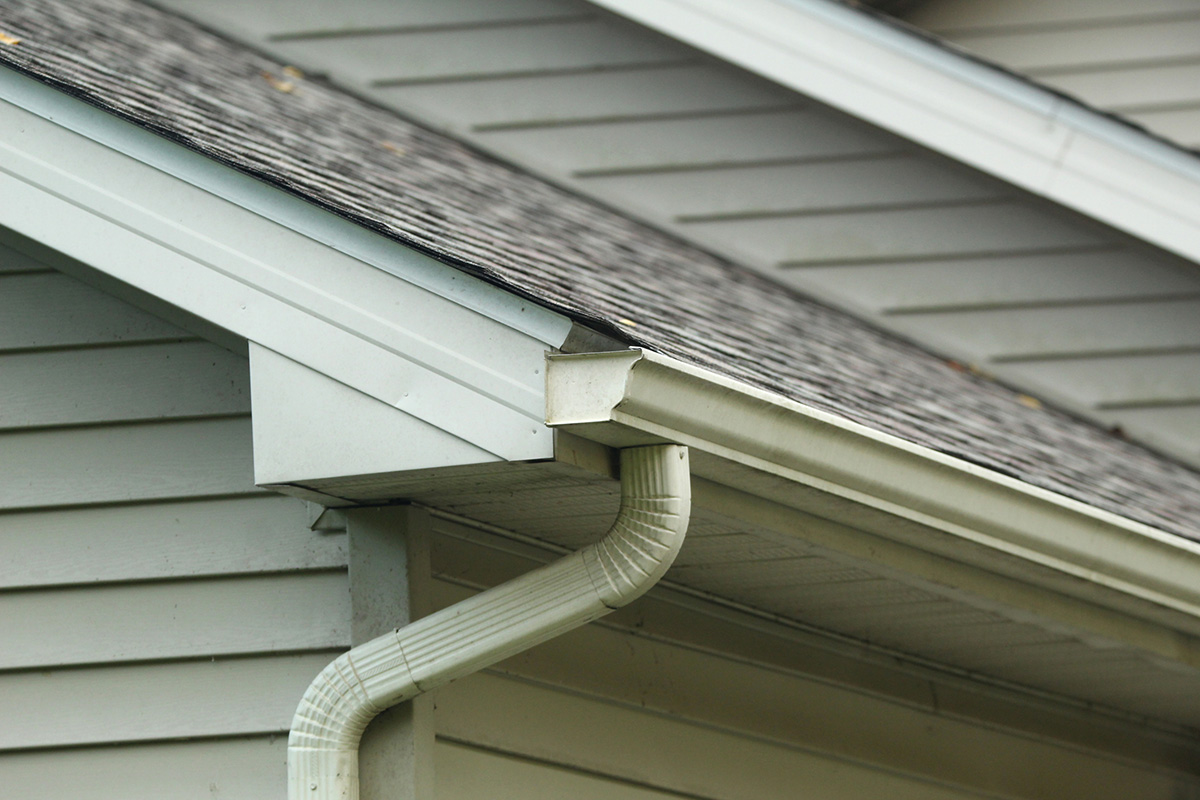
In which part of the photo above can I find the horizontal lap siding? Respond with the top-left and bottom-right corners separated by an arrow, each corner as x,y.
869,0 -> 1200,458
0,737 -> 288,800
0,653 -> 338,751
0,254 -> 346,797
908,0 -> 1200,148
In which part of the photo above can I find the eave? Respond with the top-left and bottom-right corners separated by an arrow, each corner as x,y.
548,349 -> 1200,665
585,0 -> 1200,266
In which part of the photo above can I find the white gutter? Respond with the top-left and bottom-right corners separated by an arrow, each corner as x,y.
546,350 -> 1200,653
584,0 -> 1200,266
288,444 -> 690,800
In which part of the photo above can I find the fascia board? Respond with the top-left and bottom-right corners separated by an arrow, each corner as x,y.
585,0 -> 1200,266
546,349 -> 1200,645
0,65 -> 570,463
0,67 -> 568,348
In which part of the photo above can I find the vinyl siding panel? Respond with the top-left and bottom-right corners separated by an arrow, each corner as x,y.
1096,405 -> 1200,459
0,737 -> 288,800
908,0 -> 1200,148
794,248 -> 1199,310
933,18 -> 1200,73
682,201 -> 1104,266
0,417 -> 260,510
377,64 -> 794,131
0,572 -> 349,670
0,270 -> 188,351
904,0 -> 1200,30
0,340 -> 251,430
0,653 -> 336,751
885,298 -> 1200,360
1125,107 -> 1200,148
484,109 -> 902,175
588,154 -> 1010,220
1045,62 -> 1200,112
0,496 -> 343,590
278,18 -> 689,86
0,257 -> 345,794
1000,353 -> 1200,409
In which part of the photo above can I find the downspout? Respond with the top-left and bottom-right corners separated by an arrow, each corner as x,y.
288,443 -> 691,800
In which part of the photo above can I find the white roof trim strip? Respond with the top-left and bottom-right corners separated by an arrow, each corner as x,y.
0,64 -> 572,349
585,0 -> 1200,264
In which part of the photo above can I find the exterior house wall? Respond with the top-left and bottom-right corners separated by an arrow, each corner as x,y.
2,247 -> 1197,798
908,0 -> 1200,147
5,2 -> 1200,796
0,246 -> 347,799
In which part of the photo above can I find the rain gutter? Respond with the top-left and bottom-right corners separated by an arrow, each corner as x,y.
546,349 -> 1200,652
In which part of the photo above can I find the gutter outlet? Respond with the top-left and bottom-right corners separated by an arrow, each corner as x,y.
288,443 -> 691,799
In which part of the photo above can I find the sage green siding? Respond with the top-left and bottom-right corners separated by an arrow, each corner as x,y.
908,0 -> 1200,148
0,245 -> 348,799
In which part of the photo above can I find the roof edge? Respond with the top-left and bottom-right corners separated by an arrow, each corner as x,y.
0,64 -> 567,461
547,348 -> 1200,653
0,62 -> 572,349
585,0 -> 1200,265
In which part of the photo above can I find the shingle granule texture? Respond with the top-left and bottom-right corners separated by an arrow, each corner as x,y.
2,0 -> 1199,540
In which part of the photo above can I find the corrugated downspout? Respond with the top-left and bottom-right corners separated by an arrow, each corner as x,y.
288,444 -> 691,800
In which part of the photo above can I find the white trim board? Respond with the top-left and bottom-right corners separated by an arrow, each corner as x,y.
585,0 -> 1200,266
251,344 -> 504,500
0,65 -> 570,467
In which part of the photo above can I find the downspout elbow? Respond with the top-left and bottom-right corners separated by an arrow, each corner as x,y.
288,444 -> 690,800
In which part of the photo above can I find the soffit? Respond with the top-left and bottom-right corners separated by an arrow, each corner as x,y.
314,454 -> 1200,743
141,0 -> 1200,468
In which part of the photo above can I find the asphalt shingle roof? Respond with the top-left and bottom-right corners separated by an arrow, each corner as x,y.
2,0 -> 1200,540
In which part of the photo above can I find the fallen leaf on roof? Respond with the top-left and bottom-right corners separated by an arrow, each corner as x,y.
380,141 -> 407,156
281,65 -> 304,79
617,318 -> 638,327
967,362 -> 993,380
0,31 -> 21,46
260,70 -> 294,93
1016,394 -> 1042,410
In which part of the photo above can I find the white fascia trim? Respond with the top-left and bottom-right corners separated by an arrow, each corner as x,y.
0,65 -> 569,347
0,65 -> 572,461
586,0 -> 1200,265
547,349 -> 1200,636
